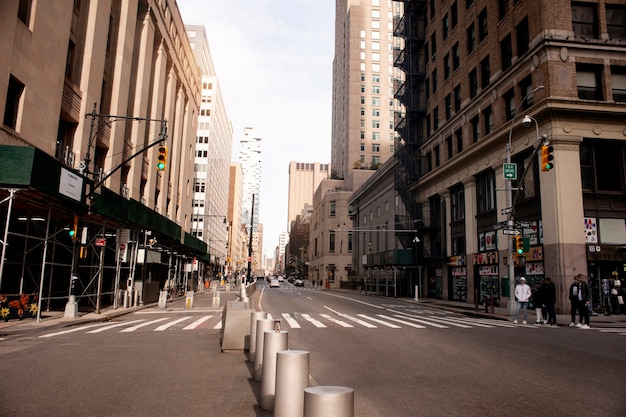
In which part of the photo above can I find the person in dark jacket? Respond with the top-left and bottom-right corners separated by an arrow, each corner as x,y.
543,277 -> 557,326
531,283 -> 545,325
569,274 -> 591,328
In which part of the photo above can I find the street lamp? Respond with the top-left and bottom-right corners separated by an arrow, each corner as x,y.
505,85 -> 544,317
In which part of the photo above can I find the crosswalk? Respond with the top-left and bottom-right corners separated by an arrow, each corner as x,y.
34,307 -> 626,339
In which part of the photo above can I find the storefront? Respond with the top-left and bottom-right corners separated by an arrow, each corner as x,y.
447,255 -> 467,302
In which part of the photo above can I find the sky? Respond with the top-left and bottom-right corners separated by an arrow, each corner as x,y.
177,0 -> 335,260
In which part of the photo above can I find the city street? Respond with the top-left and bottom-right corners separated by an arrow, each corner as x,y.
1,282 -> 625,416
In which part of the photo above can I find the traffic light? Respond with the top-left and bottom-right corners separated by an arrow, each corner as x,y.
69,215 -> 79,239
541,145 -> 554,171
514,235 -> 523,254
156,145 -> 168,171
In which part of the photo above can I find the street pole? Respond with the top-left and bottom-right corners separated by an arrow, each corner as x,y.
505,85 -> 544,316
246,194 -> 255,284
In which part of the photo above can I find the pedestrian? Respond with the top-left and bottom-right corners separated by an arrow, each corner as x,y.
569,274 -> 591,329
531,282 -> 544,325
513,277 -> 532,325
543,277 -> 557,326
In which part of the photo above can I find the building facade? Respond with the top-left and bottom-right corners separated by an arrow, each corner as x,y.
386,0 -> 626,314
239,127 -> 263,276
228,163 -> 247,278
0,0 -> 205,308
186,25 -> 233,277
287,161 -> 330,232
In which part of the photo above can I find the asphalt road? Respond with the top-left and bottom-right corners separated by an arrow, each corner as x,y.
1,282 -> 625,417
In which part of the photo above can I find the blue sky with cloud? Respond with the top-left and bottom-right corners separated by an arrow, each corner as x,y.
177,0 -> 335,260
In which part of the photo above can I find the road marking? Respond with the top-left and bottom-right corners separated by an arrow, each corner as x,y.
154,316 -> 191,331
324,306 -> 377,328
282,313 -> 301,328
86,319 -> 146,333
213,320 -> 222,330
392,314 -> 450,328
320,314 -> 352,327
38,323 -> 111,338
301,313 -> 326,328
356,314 -> 401,328
183,315 -> 213,330
121,317 -> 170,332
376,314 -> 425,328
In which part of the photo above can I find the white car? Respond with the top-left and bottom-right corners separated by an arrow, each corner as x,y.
270,279 -> 280,288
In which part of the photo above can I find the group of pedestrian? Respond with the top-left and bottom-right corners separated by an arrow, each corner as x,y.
513,276 -> 557,326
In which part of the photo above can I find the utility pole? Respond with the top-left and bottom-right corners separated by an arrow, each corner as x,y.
246,194 -> 255,283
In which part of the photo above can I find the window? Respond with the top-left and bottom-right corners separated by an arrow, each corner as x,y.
466,0 -> 474,11
606,5 -> 626,40
454,84 -> 462,111
444,53 -> 451,79
483,106 -> 493,134
519,75 -> 534,109
455,128 -> 463,153
450,185 -> 465,222
467,23 -> 476,54
445,94 -> 452,119
431,32 -> 437,58
504,88 -> 515,121
329,200 -> 337,217
611,67 -> 626,102
498,0 -> 509,20
478,8 -> 488,41
516,17 -> 529,56
360,143 -> 365,152
372,143 -> 380,152
572,2 -> 598,39
443,14 -> 449,40
471,116 -> 480,143
501,34 -> 512,71
329,231 -> 336,253
3,75 -> 24,130
434,145 -> 441,167
476,170 -> 496,214
576,64 -> 603,100
446,135 -> 453,159
426,151 -> 433,172
432,69 -> 438,93
430,0 -> 436,19
580,141 -> 624,192
360,131 -> 365,139
451,1 -> 458,28
372,108 -> 380,117
372,120 -> 380,128
17,0 -> 32,25
480,56 -> 490,88
452,42 -> 460,70
433,106 -> 439,131
469,68 -> 478,98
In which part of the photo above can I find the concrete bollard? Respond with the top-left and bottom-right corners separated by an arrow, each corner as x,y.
260,330 -> 289,411
240,283 -> 249,302
248,311 -> 267,363
304,386 -> 354,417
253,319 -> 276,381
274,350 -> 310,417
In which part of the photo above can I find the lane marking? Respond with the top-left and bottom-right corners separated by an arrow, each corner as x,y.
320,314 -> 352,327
86,319 -> 146,333
154,316 -> 191,331
183,315 -> 213,330
392,314 -> 450,328
376,314 -> 425,328
121,317 -> 170,332
38,323 -> 111,338
356,314 -> 401,328
324,306 -> 377,328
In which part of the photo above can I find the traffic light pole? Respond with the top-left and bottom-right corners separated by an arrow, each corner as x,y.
505,86 -> 544,317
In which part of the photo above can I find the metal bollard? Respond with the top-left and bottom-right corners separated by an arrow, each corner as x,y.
274,350 -> 309,417
304,386 -> 354,417
260,330 -> 288,411
248,311 -> 267,363
253,319 -> 275,381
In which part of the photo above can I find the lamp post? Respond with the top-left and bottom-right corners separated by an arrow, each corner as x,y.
505,85 -> 544,316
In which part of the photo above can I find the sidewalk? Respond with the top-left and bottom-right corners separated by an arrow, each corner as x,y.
2,284 -> 625,337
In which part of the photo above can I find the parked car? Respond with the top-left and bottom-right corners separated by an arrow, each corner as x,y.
294,279 -> 304,287
270,278 -> 280,288
277,276 -> 285,282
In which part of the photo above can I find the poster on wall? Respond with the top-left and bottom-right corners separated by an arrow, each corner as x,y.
585,217 -> 598,243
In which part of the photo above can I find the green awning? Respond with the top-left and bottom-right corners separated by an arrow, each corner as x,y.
184,232 -> 208,254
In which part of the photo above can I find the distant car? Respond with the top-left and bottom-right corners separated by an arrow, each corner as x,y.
270,279 -> 280,288
277,276 -> 284,282
294,279 -> 304,287
287,276 -> 295,283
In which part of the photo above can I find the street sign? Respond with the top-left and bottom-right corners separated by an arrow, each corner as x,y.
503,163 -> 517,180
501,207 -> 514,215
492,222 -> 508,230
95,237 -> 106,247
516,221 -> 533,228
502,228 -> 520,235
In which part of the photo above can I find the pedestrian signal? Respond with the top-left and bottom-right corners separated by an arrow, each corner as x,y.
157,146 -> 168,171
541,145 -> 554,171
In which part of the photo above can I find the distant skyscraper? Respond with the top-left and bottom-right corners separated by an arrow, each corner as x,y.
331,0 -> 404,179
287,161 -> 330,232
240,127 -> 262,273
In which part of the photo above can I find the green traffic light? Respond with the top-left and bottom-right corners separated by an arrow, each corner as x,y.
69,230 -> 75,237
157,162 -> 165,170
517,248 -> 523,254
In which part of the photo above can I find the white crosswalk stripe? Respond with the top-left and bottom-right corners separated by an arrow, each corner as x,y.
325,306 -> 377,328
281,313 -> 301,328
121,317 -> 170,332
86,319 -> 146,333
357,314 -> 401,328
183,315 -> 213,330
154,316 -> 192,331
301,313 -> 326,328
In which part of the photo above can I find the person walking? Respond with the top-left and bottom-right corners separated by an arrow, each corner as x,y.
569,274 -> 591,329
513,277 -> 532,325
543,277 -> 557,326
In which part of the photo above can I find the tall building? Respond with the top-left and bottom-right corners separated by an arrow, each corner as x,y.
186,25 -> 233,276
287,161 -> 330,231
0,0 -> 205,304
351,0 -> 626,315
240,127 -> 262,275
331,0 -> 405,179
227,163 -> 247,277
